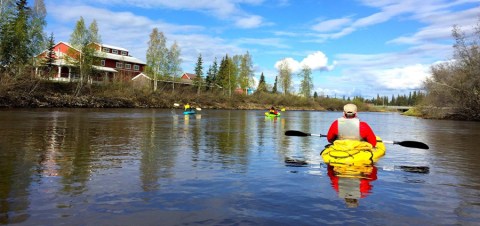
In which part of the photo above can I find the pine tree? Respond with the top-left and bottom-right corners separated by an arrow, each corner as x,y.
272,76 -> 278,94
256,72 -> 267,93
194,53 -> 203,94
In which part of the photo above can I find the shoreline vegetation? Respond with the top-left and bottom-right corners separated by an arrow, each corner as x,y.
0,77 -> 390,112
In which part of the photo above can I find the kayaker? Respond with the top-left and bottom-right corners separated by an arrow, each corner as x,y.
184,103 -> 193,112
327,103 -> 377,147
269,106 -> 278,115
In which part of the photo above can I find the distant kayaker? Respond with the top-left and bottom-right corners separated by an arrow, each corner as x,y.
269,106 -> 278,115
184,103 -> 193,112
327,103 -> 377,147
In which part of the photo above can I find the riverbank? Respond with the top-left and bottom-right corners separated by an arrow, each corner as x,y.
0,79 -> 331,111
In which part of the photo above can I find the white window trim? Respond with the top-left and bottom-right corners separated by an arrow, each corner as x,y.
122,51 -> 127,56
101,60 -> 105,66
134,65 -> 139,71
116,62 -> 123,68
112,49 -> 118,54
125,64 -> 131,69
103,47 -> 109,53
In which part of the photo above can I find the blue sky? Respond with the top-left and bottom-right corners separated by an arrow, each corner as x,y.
43,0 -> 480,99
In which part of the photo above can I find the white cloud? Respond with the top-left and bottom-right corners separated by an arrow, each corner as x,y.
375,64 -> 431,89
235,15 -> 264,29
274,51 -> 335,73
312,18 -> 351,32
60,0 -> 267,28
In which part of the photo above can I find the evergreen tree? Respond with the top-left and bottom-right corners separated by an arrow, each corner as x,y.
0,0 -> 31,74
272,76 -> 278,94
313,91 -> 318,99
44,32 -> 55,75
256,72 -> 267,93
194,53 -> 203,94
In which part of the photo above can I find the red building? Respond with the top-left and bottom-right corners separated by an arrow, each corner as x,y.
35,42 -> 146,83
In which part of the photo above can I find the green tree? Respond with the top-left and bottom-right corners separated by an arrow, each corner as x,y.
256,72 -> 267,93
69,17 -> 88,49
272,76 -> 278,93
0,0 -> 31,75
217,55 -> 237,96
167,40 -> 182,92
238,51 -> 254,93
194,53 -> 203,94
88,19 -> 101,43
277,59 -> 292,95
29,0 -> 47,56
68,17 -> 100,95
43,32 -> 55,76
145,28 -> 168,91
298,64 -> 313,98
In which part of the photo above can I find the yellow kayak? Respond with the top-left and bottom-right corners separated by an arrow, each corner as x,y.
321,136 -> 386,166
265,112 -> 281,117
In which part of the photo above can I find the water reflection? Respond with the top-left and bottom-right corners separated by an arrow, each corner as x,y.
0,109 -> 479,225
327,164 -> 377,208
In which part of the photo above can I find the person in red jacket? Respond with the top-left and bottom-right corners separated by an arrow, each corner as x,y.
327,103 -> 377,147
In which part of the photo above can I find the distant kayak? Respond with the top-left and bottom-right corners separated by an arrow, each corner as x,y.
183,110 -> 196,115
321,136 -> 386,166
265,112 -> 281,117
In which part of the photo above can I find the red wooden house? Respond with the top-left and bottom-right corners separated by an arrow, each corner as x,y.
35,42 -> 146,83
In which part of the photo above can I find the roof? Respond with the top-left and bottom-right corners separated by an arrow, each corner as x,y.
96,52 -> 146,65
100,43 -> 128,52
131,73 -> 151,80
182,73 -> 197,79
93,65 -> 118,73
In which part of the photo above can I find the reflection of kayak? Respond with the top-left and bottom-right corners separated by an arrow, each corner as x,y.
321,136 -> 386,166
183,110 -> 196,115
327,164 -> 378,206
265,112 -> 281,117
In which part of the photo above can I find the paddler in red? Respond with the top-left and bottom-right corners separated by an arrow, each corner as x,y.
326,103 -> 377,147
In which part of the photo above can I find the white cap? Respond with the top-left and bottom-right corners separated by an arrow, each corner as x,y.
343,104 -> 357,114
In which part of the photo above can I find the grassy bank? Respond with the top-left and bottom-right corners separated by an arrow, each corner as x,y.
0,77 -> 380,112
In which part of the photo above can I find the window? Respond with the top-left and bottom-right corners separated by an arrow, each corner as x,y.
103,47 -> 109,53
101,60 -> 105,66
134,65 -> 139,71
125,64 -> 131,69
112,49 -> 118,54
116,62 -> 123,68
122,51 -> 127,56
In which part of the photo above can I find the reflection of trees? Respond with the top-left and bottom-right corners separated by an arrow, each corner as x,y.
139,110 -> 177,192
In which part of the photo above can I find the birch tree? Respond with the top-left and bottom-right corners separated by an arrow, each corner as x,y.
167,41 -> 181,92
298,64 -> 313,98
277,59 -> 292,95
238,51 -> 254,93
146,28 -> 167,91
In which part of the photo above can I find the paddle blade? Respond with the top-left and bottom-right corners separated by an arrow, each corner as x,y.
285,130 -> 310,137
395,141 -> 429,149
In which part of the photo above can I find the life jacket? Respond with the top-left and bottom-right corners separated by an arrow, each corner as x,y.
337,117 -> 360,140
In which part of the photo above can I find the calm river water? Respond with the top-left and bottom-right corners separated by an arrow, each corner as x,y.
0,108 -> 479,225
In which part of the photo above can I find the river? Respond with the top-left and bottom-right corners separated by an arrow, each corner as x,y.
0,108 -> 479,225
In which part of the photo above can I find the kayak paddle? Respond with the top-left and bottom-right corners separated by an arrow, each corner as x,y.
284,130 -> 429,149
